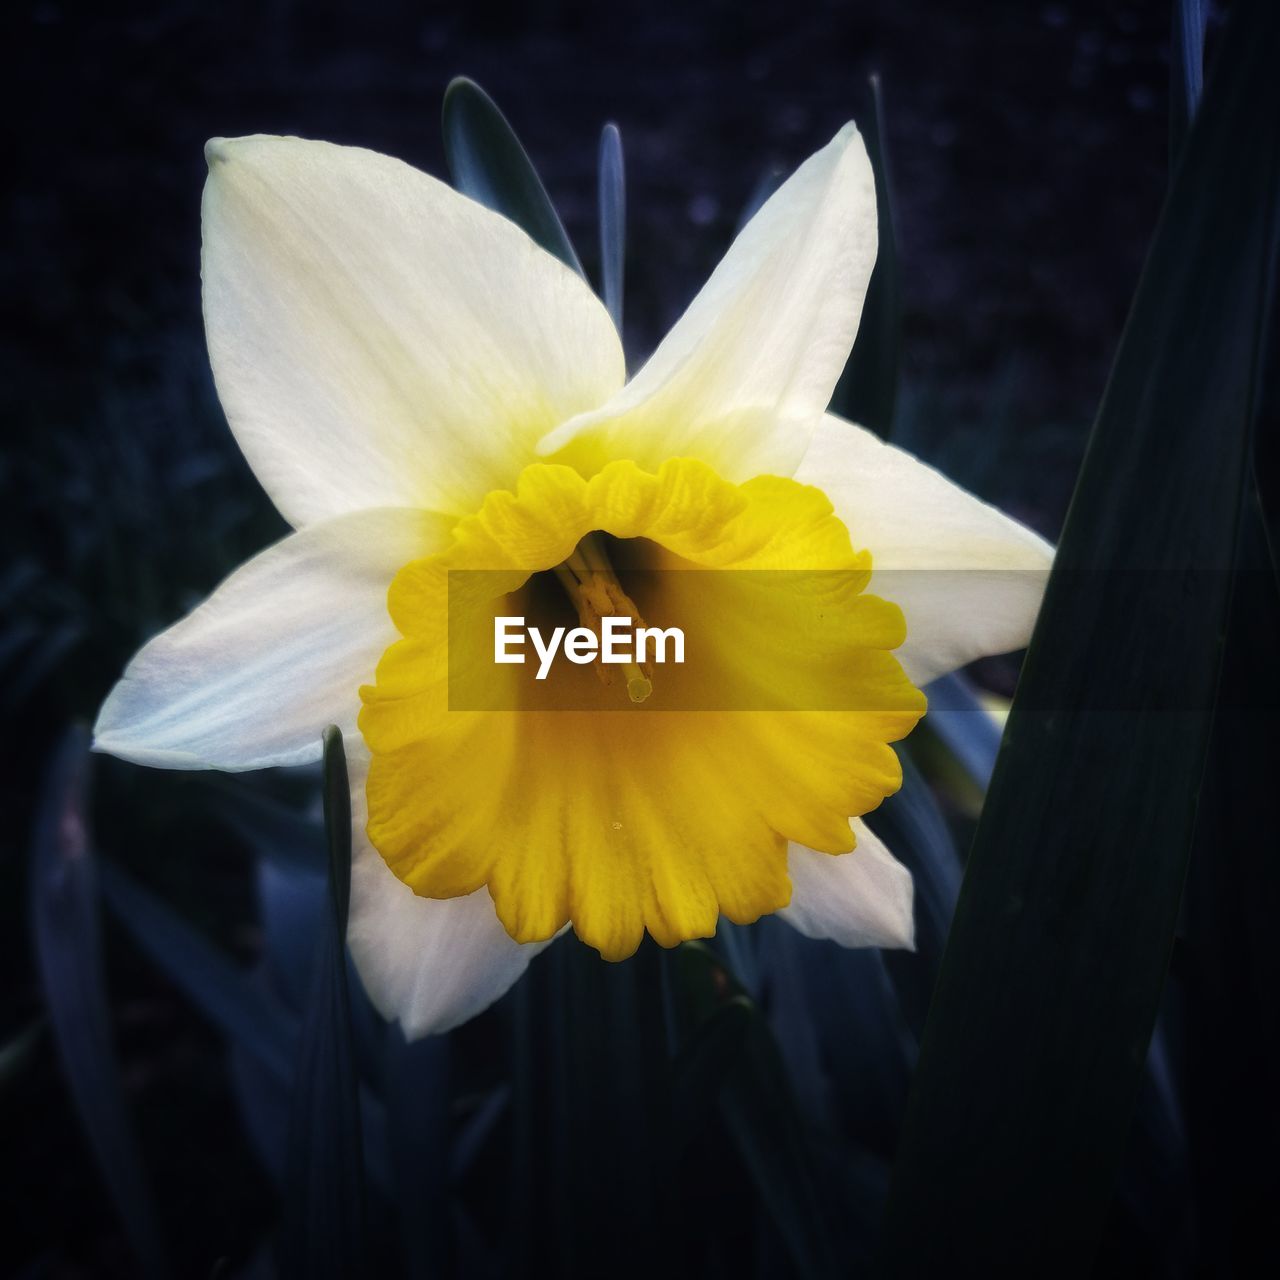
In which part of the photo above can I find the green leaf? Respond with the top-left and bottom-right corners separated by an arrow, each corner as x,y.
598,122 -> 625,334
1170,0 -> 1208,163
564,941 -> 669,1264
1258,415 -> 1280,588
1181,494 -> 1280,1262
761,921 -> 913,1150
30,728 -> 168,1279
101,861 -> 296,1082
255,859 -> 326,1012
190,773 -> 324,875
830,73 -> 902,439
715,1000 -> 841,1280
883,1 -> 1280,1273
504,941 -> 572,1277
667,994 -> 752,1157
920,671 -> 1001,791
670,943 -> 840,1279
0,1017 -> 44,1093
280,727 -> 367,1279
866,754 -> 962,1036
443,77 -> 585,278
672,938 -> 748,1025
102,857 -> 395,1196
386,1031 -> 453,1279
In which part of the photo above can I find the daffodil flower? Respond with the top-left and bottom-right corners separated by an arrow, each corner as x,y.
94,125 -> 1052,1037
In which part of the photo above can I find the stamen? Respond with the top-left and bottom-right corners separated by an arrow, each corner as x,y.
624,666 -> 653,704
553,534 -> 654,704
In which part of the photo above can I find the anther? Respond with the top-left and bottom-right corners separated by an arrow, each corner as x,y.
553,534 -> 654,704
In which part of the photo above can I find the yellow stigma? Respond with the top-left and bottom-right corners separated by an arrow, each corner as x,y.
553,533 -> 654,704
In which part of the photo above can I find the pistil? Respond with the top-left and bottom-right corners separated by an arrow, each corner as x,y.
553,534 -> 654,703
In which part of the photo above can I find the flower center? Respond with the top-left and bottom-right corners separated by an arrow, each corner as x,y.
552,533 -> 653,703
358,457 -> 925,961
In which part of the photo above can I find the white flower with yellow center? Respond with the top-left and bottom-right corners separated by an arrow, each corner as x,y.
94,125 -> 1052,1037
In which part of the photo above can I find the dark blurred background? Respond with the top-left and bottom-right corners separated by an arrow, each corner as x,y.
0,1 -> 1204,1275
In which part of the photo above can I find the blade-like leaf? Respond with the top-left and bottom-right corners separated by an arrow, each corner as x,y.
505,939 -> 572,1278
598,122 -> 625,334
560,941 -> 671,1277
101,861 -> 296,1082
256,859 -> 326,1012
0,1017 -> 44,1093
191,774 -> 324,875
673,938 -> 747,1022
1181,495 -> 1280,1266
1258,407 -> 1280,587
280,727 -> 367,1279
920,671 -> 1002,791
229,1037 -> 293,1187
443,76 -> 585,278
866,753 -> 962,1036
1170,0 -> 1208,162
713,919 -> 760,995
386,1031 -> 452,1280
884,2 -> 1280,1274
30,728 -> 168,1279
761,920 -> 914,1151
102,858 -> 395,1194
716,1002 -> 841,1280
1254,168 -> 1280,584
667,994 -> 751,1157
671,942 -> 840,1279
830,73 -> 901,439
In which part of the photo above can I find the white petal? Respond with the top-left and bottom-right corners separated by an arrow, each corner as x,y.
93,508 -> 448,771
345,743 -> 550,1037
796,413 -> 1054,684
203,135 -> 625,527
780,819 -> 915,949
536,124 -> 877,479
